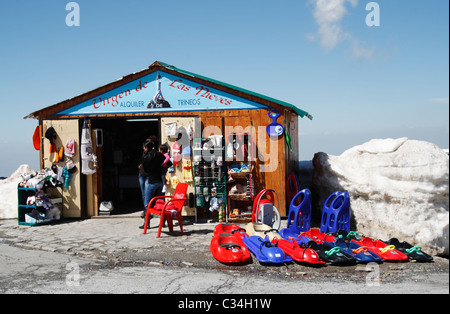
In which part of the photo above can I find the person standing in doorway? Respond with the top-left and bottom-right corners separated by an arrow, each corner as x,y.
138,136 -> 165,228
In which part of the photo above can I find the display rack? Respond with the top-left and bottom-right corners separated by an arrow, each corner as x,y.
226,132 -> 255,223
193,137 -> 228,222
17,185 -> 63,226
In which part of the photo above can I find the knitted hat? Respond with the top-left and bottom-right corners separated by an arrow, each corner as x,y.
44,127 -> 57,144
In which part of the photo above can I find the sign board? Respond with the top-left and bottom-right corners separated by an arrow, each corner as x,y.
57,71 -> 267,116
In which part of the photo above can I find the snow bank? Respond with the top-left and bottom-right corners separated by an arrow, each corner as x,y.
0,165 -> 34,219
312,138 -> 449,256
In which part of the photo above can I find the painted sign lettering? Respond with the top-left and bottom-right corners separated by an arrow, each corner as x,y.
56,71 -> 267,115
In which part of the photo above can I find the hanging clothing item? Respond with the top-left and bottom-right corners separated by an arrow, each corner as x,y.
165,122 -> 178,138
62,165 -> 72,190
57,147 -> 64,163
182,145 -> 191,160
65,139 -> 76,157
183,160 -> 193,183
49,143 -> 57,163
80,119 -> 97,175
32,126 -> 40,150
45,126 -> 57,144
172,141 -> 181,167
187,123 -> 193,141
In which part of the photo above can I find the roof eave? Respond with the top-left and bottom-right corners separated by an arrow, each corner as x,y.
25,61 -> 313,120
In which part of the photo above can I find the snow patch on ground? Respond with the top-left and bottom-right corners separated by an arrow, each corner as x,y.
0,165 -> 34,219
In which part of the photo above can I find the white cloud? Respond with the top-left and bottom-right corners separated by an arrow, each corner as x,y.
350,39 -> 374,60
309,0 -> 375,60
309,0 -> 357,50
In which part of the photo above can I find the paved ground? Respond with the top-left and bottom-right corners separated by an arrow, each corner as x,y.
0,216 -> 448,294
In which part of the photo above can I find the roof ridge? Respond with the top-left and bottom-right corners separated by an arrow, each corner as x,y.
152,61 -> 312,119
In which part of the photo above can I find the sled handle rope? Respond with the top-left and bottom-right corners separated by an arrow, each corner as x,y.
325,247 -> 341,257
379,245 -> 396,254
231,228 -> 247,235
352,246 -> 368,254
405,246 -> 422,254
347,231 -> 360,239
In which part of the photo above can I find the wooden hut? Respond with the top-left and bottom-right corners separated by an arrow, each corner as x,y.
26,61 -> 312,220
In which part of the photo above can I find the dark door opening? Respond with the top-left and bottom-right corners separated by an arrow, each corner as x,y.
91,118 -> 160,215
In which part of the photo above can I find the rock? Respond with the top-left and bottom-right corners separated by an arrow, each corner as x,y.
312,138 -> 449,256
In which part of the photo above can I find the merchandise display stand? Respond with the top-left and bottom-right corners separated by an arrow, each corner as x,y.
226,132 -> 255,223
17,185 -> 63,226
193,137 -> 228,223
227,168 -> 255,223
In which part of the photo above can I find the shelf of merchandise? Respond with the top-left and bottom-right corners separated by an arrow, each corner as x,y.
193,138 -> 228,222
226,132 -> 255,224
17,185 -> 63,226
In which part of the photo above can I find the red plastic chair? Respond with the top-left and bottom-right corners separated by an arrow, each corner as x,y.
143,183 -> 188,238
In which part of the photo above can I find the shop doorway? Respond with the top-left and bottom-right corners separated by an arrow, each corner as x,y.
91,118 -> 160,215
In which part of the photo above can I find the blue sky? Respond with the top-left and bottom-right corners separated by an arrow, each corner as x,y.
0,0 -> 448,176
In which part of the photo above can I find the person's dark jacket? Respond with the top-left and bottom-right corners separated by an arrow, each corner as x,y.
140,150 -> 165,183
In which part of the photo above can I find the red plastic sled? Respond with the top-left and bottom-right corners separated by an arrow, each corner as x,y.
351,237 -> 408,262
271,236 -> 325,265
300,228 -> 336,244
210,223 -> 251,264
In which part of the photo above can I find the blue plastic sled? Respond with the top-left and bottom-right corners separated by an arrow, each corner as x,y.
242,235 -> 292,264
278,228 -> 312,246
325,238 -> 381,263
286,189 -> 312,234
320,191 -> 351,234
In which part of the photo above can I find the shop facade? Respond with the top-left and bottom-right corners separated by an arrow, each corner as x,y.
26,61 -> 312,220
